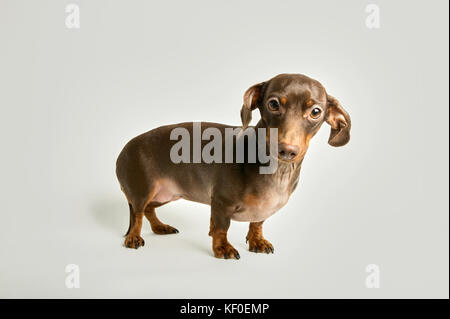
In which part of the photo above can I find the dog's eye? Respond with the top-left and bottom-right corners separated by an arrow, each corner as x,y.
310,107 -> 322,119
268,100 -> 280,112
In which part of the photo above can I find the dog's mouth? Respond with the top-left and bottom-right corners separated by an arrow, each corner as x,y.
277,155 -> 301,163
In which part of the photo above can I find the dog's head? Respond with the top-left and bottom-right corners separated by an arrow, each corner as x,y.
240,73 -> 351,162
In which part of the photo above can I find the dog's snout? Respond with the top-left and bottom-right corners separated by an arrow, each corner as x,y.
278,143 -> 299,161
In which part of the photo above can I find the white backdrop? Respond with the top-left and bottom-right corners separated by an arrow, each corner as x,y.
0,0 -> 448,298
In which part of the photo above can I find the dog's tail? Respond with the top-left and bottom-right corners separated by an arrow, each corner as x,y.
125,203 -> 134,237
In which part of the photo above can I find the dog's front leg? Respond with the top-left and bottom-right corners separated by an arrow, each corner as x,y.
246,221 -> 274,254
210,204 -> 240,260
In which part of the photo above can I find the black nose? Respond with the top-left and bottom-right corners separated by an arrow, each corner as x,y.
278,143 -> 299,161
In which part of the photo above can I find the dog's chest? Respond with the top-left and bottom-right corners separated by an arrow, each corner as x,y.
231,185 -> 291,222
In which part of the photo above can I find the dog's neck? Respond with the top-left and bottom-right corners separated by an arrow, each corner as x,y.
273,156 -> 303,189
253,119 -> 303,189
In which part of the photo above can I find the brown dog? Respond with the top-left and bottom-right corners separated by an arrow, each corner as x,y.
116,74 -> 351,259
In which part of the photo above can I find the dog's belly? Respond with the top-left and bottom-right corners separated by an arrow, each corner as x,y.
151,178 -> 211,205
151,179 -> 184,203
151,179 -> 289,222
231,192 -> 289,222
231,208 -> 279,222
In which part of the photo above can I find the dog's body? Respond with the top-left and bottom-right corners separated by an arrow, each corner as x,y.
116,74 -> 351,259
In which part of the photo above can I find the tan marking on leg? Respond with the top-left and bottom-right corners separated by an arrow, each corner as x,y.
246,222 -> 274,254
124,212 -> 145,249
212,228 -> 240,260
124,183 -> 161,249
144,206 -> 179,235
208,217 -> 215,236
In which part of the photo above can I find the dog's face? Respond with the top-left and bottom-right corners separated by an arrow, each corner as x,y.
241,74 -> 351,162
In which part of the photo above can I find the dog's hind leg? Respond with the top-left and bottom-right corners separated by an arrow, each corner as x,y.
124,203 -> 145,249
144,205 -> 179,235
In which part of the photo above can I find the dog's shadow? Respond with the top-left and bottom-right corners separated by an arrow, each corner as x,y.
91,196 -> 129,235
91,196 -> 212,256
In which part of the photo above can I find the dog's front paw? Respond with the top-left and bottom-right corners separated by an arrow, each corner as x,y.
124,234 -> 145,249
213,242 -> 240,260
247,237 -> 274,254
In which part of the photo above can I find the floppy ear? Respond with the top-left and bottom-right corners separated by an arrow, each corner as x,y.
240,82 -> 265,130
326,95 -> 351,147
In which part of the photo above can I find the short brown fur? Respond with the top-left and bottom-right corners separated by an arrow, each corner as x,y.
116,73 -> 351,259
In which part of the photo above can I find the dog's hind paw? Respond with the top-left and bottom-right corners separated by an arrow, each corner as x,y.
151,224 -> 179,235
